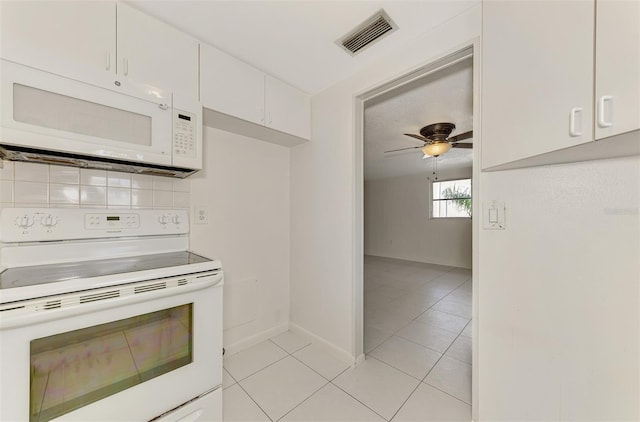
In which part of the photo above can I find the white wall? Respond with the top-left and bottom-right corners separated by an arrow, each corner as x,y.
190,126 -> 290,351
364,168 -> 472,268
290,5 -> 481,358
477,156 -> 639,420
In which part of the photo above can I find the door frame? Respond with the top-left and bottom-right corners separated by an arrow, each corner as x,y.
352,38 -> 481,419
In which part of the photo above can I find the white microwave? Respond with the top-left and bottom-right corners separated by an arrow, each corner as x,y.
0,60 -> 202,177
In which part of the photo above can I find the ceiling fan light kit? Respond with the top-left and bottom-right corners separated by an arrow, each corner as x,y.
422,142 -> 452,157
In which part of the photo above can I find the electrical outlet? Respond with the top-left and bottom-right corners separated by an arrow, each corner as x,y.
194,207 -> 208,224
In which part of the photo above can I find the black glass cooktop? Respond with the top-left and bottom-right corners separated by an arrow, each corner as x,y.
0,251 -> 214,290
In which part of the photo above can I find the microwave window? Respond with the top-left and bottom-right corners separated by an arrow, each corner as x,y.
13,84 -> 152,146
30,304 -> 192,422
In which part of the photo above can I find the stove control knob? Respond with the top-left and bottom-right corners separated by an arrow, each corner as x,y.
16,215 -> 35,228
41,214 -> 57,227
158,215 -> 169,225
172,215 -> 183,225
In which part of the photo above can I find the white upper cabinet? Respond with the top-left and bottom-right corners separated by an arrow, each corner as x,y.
200,43 -> 311,141
0,1 -> 116,82
1,2 -> 198,99
200,43 -> 265,125
595,0 -> 640,140
265,76 -> 311,140
482,0 -> 595,169
116,3 -> 199,99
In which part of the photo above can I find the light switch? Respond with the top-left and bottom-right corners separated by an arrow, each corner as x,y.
483,200 -> 505,230
488,208 -> 498,223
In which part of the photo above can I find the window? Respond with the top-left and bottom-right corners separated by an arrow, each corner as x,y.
432,178 -> 472,218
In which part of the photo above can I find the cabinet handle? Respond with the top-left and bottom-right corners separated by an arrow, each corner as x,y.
569,107 -> 583,137
598,95 -> 613,128
123,58 -> 129,76
105,53 -> 111,71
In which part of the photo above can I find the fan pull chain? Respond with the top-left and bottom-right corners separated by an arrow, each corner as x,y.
433,156 -> 439,180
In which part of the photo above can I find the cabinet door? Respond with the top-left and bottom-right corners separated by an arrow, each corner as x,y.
482,1 -> 595,169
200,43 -> 265,125
0,1 -> 115,81
265,76 -> 311,140
595,0 -> 640,140
117,3 -> 198,98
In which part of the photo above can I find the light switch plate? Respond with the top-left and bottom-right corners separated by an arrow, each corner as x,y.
194,207 -> 208,224
483,200 -> 505,230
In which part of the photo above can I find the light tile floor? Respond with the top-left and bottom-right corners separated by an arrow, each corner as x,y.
222,256 -> 472,421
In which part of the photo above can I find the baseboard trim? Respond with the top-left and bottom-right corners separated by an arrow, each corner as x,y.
224,323 -> 289,356
289,322 -> 355,365
354,353 -> 366,366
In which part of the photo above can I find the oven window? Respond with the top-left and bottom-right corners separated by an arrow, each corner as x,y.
30,304 -> 192,422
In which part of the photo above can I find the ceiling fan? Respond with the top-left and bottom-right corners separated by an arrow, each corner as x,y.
384,122 -> 473,157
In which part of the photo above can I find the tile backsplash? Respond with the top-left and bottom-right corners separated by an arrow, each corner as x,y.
0,160 -> 190,210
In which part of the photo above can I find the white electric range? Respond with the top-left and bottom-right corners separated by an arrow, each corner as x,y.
0,208 -> 223,422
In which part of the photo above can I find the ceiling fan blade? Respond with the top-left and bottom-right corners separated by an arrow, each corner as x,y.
384,145 -> 423,153
403,133 -> 429,142
448,130 -> 473,143
451,143 -> 473,149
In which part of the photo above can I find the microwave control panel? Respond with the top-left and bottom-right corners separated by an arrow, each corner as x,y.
173,110 -> 196,158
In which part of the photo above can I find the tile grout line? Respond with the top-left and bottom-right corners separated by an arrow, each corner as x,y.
366,354 -> 426,382
232,375 -> 275,422
273,380 -> 331,422
328,378 -> 393,421
226,351 -> 290,383
418,319 -> 472,404
288,346 -> 349,383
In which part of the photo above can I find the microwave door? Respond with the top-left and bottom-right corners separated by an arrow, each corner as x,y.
0,60 -> 172,166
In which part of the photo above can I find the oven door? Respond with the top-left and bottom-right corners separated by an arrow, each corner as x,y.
0,59 -> 173,166
0,271 -> 223,422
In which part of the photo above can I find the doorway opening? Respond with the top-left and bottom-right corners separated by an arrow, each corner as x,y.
353,43 -> 479,419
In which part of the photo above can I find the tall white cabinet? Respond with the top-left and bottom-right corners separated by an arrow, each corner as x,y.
482,0 -> 595,169
482,0 -> 640,169
595,0 -> 640,140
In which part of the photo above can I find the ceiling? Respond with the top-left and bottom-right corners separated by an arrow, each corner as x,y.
364,57 -> 473,181
127,0 -> 478,94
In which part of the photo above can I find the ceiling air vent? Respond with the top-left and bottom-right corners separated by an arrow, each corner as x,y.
337,10 -> 397,56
